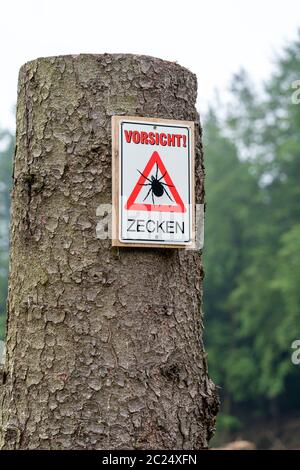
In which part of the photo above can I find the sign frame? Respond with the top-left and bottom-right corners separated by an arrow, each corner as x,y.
112,115 -> 195,249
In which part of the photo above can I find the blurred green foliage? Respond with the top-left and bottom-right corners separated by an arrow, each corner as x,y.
0,129 -> 13,340
0,32 -> 299,441
204,31 -> 300,437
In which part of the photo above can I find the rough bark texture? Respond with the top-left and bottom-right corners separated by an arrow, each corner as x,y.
0,54 -> 218,450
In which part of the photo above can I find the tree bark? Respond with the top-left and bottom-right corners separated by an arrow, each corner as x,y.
0,54 -> 218,450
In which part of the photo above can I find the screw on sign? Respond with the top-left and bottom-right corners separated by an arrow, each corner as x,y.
112,116 -> 195,248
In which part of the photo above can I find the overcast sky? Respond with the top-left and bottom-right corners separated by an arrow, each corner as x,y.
1,0 -> 299,130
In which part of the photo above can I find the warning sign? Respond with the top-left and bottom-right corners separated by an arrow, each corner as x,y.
125,150 -> 186,213
112,116 -> 195,248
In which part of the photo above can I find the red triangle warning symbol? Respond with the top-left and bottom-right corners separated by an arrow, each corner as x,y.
125,151 -> 186,213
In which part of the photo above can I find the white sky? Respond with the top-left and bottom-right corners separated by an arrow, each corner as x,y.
0,0 -> 299,131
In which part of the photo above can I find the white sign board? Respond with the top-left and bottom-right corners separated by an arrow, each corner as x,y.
112,116 -> 195,248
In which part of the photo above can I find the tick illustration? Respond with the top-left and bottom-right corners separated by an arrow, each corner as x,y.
138,163 -> 174,205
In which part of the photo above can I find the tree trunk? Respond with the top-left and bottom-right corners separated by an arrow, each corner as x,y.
0,54 -> 218,450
